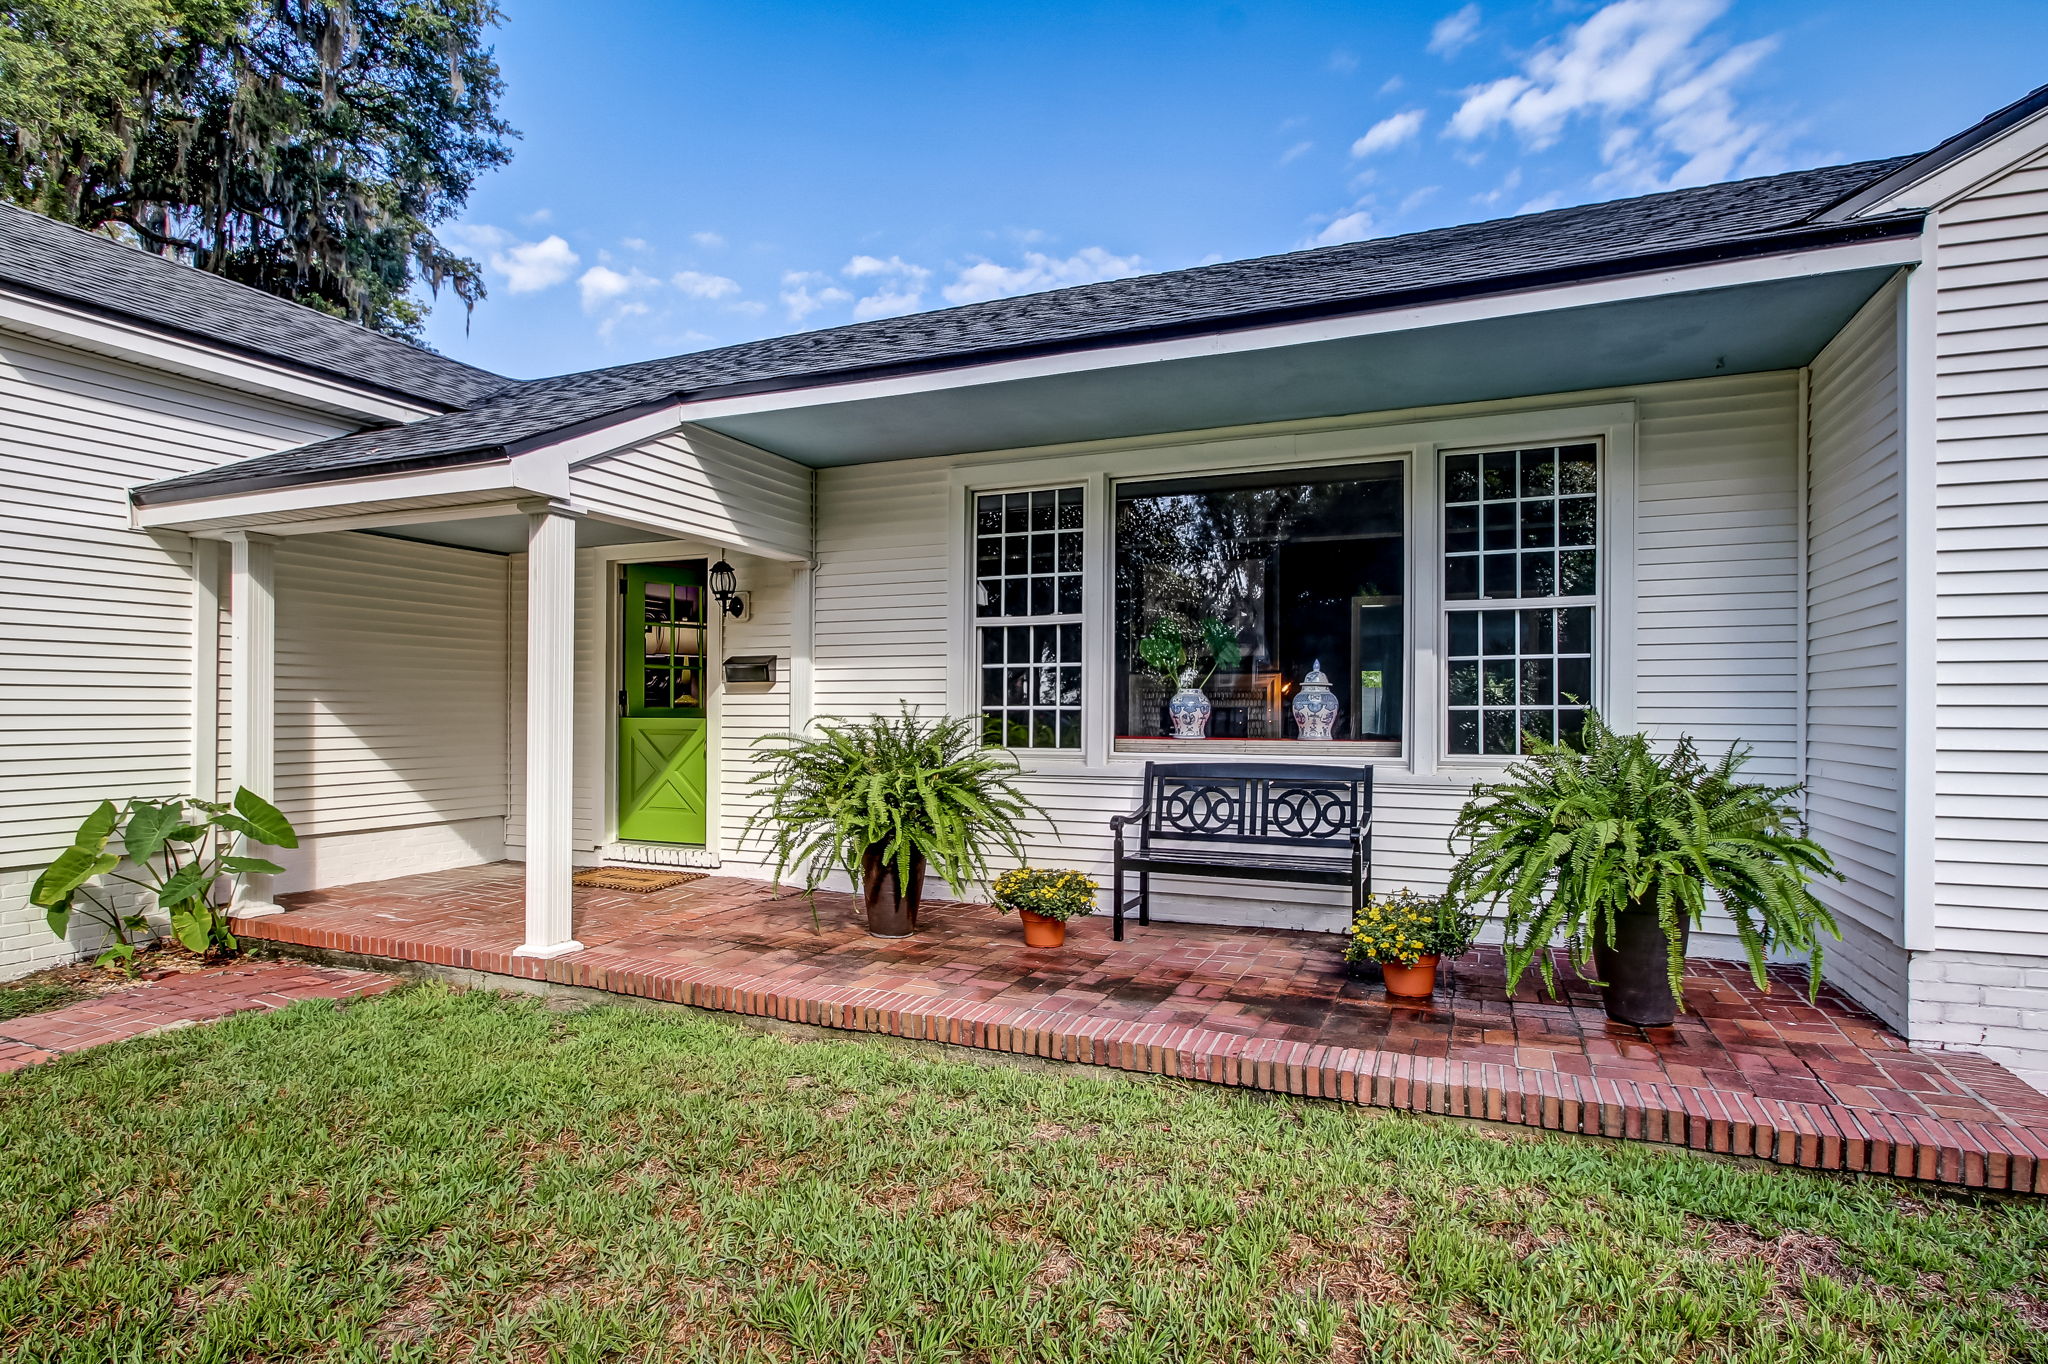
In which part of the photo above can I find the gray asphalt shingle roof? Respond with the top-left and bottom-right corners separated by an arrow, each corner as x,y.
0,202 -> 509,411
133,154 -> 1918,504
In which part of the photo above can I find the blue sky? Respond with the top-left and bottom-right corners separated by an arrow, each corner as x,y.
420,0 -> 2048,379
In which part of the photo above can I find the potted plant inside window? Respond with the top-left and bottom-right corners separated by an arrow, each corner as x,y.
1345,888 -> 1479,997
1135,614 -> 1242,739
748,707 -> 1041,938
992,867 -> 1098,947
1445,713 -> 1839,1026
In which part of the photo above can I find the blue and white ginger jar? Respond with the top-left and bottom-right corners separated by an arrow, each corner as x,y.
1167,669 -> 1211,740
1291,659 -> 1340,741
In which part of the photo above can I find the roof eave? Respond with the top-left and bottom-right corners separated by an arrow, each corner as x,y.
0,272 -> 499,414
130,444 -> 513,506
1816,82 -> 2048,221
130,209 -> 1925,506
663,211 -> 1926,405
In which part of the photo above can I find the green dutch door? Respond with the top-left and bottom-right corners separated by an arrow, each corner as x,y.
617,562 -> 709,845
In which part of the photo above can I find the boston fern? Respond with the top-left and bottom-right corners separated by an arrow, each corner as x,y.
1445,713 -> 1840,1009
746,708 -> 1041,899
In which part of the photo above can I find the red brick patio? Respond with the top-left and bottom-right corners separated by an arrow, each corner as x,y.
0,960 -> 391,1072
235,862 -> 2048,1193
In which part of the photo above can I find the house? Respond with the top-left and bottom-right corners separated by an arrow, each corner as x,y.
5,81 -> 2048,1090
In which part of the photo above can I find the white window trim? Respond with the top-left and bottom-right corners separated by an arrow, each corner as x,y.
1435,440 -> 1605,769
946,399 -> 1637,778
966,483 -> 1090,753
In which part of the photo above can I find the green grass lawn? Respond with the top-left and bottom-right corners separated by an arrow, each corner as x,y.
0,976 -> 87,1022
0,984 -> 2042,1363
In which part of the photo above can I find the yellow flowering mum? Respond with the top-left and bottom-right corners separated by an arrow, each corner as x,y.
1346,888 -> 1468,968
993,867 -> 1100,922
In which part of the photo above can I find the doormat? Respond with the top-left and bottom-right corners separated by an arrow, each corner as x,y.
571,867 -> 707,893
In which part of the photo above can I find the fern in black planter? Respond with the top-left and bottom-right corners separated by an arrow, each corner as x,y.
1445,713 -> 1840,1025
746,707 -> 1041,937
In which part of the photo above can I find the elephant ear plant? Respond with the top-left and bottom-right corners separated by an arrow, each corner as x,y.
746,707 -> 1042,936
1445,713 -> 1839,1025
29,788 -> 298,968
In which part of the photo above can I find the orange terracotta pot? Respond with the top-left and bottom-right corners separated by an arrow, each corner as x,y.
1380,955 -> 1441,998
1019,909 -> 1067,948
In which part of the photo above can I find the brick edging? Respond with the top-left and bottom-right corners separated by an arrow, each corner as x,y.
232,914 -> 2047,1194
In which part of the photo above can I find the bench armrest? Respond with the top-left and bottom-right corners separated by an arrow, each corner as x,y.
1108,809 -> 1147,832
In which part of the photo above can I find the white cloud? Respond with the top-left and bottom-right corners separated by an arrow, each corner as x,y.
500,236 -> 580,293
1519,191 -> 1566,214
670,270 -> 741,299
1352,109 -> 1426,157
1307,210 -> 1374,247
690,231 -> 726,250
597,301 -> 651,341
940,246 -> 1145,306
780,270 -> 852,322
836,255 -> 933,318
1428,4 -> 1482,57
728,299 -> 767,317
1399,185 -> 1442,214
1444,0 -> 1783,191
844,254 -> 932,284
1328,49 -> 1359,74
621,237 -> 648,252
578,264 -> 656,312
853,289 -> 925,320
520,208 -> 553,225
446,227 -> 580,295
1377,75 -> 1405,95
1279,140 -> 1314,166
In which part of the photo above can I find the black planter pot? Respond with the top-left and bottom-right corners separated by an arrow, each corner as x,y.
859,847 -> 926,938
1593,908 -> 1690,1027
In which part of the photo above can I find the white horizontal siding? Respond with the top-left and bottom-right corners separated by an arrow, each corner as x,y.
1632,372 -> 1802,778
1932,148 -> 2048,958
0,331 -> 354,974
570,426 -> 812,563
807,373 -> 1803,931
1804,279 -> 1909,1025
272,534 -> 510,839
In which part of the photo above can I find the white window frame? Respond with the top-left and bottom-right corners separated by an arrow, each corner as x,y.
1438,440 -> 1602,763
945,399 -> 1636,778
968,482 -> 1089,751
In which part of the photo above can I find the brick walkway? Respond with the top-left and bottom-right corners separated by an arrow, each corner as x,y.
238,862 -> 2048,1193
0,960 -> 391,1072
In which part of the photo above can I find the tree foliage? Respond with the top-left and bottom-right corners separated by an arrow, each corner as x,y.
0,0 -> 514,339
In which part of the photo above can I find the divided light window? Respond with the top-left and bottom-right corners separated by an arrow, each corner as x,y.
1443,444 -> 1597,755
975,487 -> 1084,750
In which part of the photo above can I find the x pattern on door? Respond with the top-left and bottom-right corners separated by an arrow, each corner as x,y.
618,719 -> 707,845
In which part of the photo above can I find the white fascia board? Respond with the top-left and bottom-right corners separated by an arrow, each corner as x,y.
668,236 -> 1926,425
133,454 -> 569,531
0,285 -> 441,424
551,402 -> 686,467
1824,106 -> 2048,219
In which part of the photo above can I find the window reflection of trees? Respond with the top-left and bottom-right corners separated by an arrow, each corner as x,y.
1114,467 -> 1404,743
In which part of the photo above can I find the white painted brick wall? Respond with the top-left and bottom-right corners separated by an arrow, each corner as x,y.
1908,950 -> 2048,1095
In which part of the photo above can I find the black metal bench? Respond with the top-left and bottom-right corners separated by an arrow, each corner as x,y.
1108,762 -> 1373,940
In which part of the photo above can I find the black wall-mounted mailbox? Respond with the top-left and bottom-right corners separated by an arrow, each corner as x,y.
723,654 -> 777,685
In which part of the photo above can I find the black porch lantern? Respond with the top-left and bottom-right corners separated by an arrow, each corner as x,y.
708,558 -> 744,617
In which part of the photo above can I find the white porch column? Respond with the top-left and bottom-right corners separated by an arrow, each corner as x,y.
225,531 -> 283,915
515,505 -> 583,958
